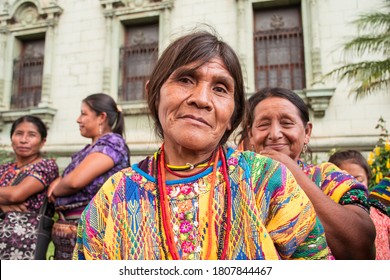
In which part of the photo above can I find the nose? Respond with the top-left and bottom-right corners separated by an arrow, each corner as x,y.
76,115 -> 81,123
186,83 -> 212,110
268,122 -> 283,141
19,134 -> 28,143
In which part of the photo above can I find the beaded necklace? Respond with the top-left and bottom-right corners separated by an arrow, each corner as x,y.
164,150 -> 216,178
155,144 -> 231,260
15,155 -> 41,169
166,153 -> 214,171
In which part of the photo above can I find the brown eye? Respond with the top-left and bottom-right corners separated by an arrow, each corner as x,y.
214,86 -> 227,94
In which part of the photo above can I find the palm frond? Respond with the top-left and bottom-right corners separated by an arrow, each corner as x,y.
353,2 -> 390,31
343,33 -> 390,56
354,76 -> 390,98
324,1 -> 390,99
353,12 -> 390,31
326,59 -> 390,80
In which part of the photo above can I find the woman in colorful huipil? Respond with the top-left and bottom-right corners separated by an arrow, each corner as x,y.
48,93 -> 130,260
239,87 -> 376,259
368,175 -> 390,259
74,31 -> 329,260
329,150 -> 390,260
0,115 -> 59,259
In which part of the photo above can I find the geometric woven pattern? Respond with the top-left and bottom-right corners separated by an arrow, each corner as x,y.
74,148 -> 329,260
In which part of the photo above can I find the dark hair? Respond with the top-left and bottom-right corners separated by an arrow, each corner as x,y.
147,30 -> 245,145
238,87 -> 310,145
329,150 -> 372,180
83,93 -> 125,137
10,115 -> 47,140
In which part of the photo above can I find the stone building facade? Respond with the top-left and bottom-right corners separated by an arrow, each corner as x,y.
0,0 -> 389,169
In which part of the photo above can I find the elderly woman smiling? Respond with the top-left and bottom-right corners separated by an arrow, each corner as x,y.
240,87 -> 376,259
74,30 -> 330,260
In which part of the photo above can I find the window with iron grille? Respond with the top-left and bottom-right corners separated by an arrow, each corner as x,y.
119,23 -> 158,102
254,6 -> 305,91
11,39 -> 45,109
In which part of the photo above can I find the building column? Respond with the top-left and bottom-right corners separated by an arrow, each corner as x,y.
0,30 -> 6,108
40,22 -> 54,107
102,6 -> 114,94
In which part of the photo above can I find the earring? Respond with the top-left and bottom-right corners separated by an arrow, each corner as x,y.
251,144 -> 255,152
99,124 -> 103,136
302,143 -> 308,155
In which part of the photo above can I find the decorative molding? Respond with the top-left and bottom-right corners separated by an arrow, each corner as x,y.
100,0 -> 173,16
0,1 -> 63,114
0,106 -> 57,131
304,88 -> 335,118
119,101 -> 149,115
0,0 -> 63,32
100,0 -> 173,111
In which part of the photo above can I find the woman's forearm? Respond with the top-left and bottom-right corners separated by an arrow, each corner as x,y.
287,163 -> 376,259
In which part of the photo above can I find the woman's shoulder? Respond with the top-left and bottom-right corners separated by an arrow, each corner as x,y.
0,161 -> 15,171
98,132 -> 125,144
228,148 -> 286,184
100,164 -> 155,196
92,133 -> 129,158
234,148 -> 282,170
32,158 -> 58,170
300,161 -> 340,176
95,133 -> 127,150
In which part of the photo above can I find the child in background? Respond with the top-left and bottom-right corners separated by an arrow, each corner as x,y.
329,150 -> 390,260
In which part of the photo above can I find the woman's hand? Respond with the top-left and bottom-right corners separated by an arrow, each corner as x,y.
0,203 -> 27,212
48,177 -> 60,203
259,148 -> 297,169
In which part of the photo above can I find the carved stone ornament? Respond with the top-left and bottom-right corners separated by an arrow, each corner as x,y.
16,5 -> 39,25
134,0 -> 145,7
270,14 -> 284,30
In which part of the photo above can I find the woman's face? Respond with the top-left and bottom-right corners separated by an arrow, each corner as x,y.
77,102 -> 100,139
338,161 -> 369,187
158,58 -> 235,153
11,121 -> 45,159
248,97 -> 311,161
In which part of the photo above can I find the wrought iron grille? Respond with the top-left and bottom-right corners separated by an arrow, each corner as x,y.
11,56 -> 44,109
254,6 -> 305,91
254,27 -> 305,91
119,42 -> 158,101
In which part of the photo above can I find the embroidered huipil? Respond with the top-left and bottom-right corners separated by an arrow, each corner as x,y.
368,176 -> 390,260
298,161 -> 369,210
74,148 -> 329,260
0,159 -> 59,212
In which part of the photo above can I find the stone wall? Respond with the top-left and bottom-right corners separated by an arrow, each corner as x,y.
0,0 -> 388,169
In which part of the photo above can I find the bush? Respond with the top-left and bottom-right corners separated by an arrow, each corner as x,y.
0,149 -> 14,164
367,117 -> 390,189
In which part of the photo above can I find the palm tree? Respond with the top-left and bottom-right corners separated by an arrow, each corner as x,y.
325,0 -> 390,99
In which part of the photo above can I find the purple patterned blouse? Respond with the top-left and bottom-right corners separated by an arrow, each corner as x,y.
0,159 -> 59,213
55,132 -> 130,210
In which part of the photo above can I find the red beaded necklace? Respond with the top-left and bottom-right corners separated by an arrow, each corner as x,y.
156,144 -> 231,260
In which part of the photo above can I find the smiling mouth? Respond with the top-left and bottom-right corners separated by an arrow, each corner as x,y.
181,115 -> 210,127
266,144 -> 287,150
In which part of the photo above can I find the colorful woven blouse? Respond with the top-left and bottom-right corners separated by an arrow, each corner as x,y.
368,176 -> 390,260
298,161 -> 369,210
0,159 -> 59,212
55,132 -> 130,211
74,148 -> 329,260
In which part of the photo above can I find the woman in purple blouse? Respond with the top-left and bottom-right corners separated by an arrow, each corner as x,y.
48,93 -> 130,260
